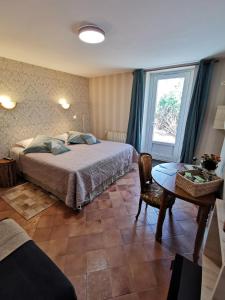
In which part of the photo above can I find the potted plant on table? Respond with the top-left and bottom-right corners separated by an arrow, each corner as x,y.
201,154 -> 221,173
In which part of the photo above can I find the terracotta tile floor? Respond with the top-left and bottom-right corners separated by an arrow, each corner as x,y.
0,169 -> 199,300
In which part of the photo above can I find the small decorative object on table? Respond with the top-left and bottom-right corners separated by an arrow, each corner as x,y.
201,154 -> 221,173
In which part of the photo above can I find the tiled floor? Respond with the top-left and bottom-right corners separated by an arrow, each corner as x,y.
0,169 -> 199,300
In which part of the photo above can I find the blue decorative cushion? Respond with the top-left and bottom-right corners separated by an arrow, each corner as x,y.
67,131 -> 85,144
45,140 -> 70,155
67,131 -> 100,145
23,135 -> 52,154
81,133 -> 100,145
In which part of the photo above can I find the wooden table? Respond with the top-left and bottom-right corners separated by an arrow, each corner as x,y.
152,162 -> 216,263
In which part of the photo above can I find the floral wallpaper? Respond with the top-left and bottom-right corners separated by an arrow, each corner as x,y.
0,57 -> 89,157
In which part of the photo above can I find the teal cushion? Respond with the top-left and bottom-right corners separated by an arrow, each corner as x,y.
68,131 -> 85,144
45,140 -> 70,155
23,135 -> 52,154
82,133 -> 100,145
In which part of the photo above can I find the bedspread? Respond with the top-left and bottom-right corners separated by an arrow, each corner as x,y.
11,141 -> 138,209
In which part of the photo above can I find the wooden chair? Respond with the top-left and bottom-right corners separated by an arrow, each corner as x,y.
136,153 -> 175,220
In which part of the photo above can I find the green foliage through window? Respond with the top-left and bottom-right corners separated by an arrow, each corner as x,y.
155,91 -> 180,136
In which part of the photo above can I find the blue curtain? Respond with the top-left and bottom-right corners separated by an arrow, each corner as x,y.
180,59 -> 216,163
126,69 -> 145,152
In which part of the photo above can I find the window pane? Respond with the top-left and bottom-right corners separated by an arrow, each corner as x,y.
152,77 -> 184,144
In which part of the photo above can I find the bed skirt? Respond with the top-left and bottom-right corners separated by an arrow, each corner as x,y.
82,162 -> 137,207
23,163 -> 137,211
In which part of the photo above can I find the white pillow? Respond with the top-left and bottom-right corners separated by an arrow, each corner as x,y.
15,138 -> 34,148
54,133 -> 68,143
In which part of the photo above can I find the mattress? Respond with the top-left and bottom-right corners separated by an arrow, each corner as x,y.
10,141 -> 138,209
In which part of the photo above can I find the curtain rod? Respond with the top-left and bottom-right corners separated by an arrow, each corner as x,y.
144,62 -> 199,72
144,59 -> 219,72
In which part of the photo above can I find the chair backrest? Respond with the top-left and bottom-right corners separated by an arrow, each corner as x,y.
138,153 -> 153,192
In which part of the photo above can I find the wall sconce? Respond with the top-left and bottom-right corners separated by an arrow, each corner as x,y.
58,98 -> 70,109
0,95 -> 16,109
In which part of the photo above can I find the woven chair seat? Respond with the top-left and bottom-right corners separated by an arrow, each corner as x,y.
141,182 -> 163,207
141,182 -> 175,208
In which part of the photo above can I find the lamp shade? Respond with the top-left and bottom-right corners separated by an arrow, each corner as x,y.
58,98 -> 70,109
78,25 -> 105,44
0,95 -> 16,109
213,105 -> 225,129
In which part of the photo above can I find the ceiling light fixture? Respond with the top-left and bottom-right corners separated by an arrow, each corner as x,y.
78,25 -> 105,44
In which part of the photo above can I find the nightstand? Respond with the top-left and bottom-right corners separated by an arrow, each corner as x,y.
0,159 -> 17,187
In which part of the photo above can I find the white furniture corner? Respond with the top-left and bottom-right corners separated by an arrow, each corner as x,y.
201,198 -> 225,300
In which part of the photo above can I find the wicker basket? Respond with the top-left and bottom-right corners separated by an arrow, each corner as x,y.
176,170 -> 223,197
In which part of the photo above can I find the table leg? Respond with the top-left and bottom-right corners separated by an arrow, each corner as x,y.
156,189 -> 168,242
193,205 -> 211,263
196,207 -> 201,223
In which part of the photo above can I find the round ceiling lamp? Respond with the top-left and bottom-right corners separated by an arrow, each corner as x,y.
78,25 -> 105,44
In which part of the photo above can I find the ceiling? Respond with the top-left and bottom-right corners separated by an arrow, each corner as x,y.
0,0 -> 225,77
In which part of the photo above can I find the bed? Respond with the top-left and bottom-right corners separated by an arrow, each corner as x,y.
10,140 -> 138,210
